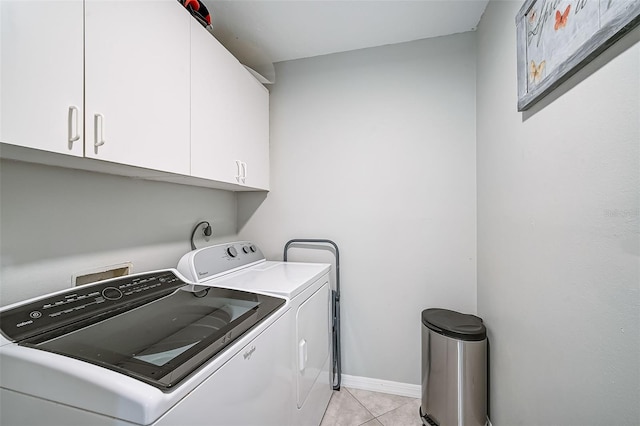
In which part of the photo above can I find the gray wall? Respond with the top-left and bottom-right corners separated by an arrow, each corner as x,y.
0,160 -> 237,306
237,32 -> 478,385
476,1 -> 640,425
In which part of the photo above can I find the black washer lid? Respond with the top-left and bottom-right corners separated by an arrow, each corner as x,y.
422,308 -> 486,341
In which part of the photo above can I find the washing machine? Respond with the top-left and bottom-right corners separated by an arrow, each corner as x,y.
0,269 -> 293,425
178,241 -> 333,426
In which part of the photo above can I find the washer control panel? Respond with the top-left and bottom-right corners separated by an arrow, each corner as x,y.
0,270 -> 184,342
187,241 -> 264,282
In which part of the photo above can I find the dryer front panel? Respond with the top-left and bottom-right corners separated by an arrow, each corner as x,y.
296,280 -> 331,408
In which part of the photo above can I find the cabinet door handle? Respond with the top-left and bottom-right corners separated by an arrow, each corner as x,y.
67,106 -> 80,147
235,160 -> 242,183
94,113 -> 105,148
241,161 -> 247,184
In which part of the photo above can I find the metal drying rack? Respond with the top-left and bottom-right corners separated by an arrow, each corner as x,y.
283,239 -> 341,391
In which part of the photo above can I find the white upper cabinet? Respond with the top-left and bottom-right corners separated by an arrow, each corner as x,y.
0,0 -> 84,156
84,0 -> 191,175
1,1 -> 267,191
190,21 -> 269,190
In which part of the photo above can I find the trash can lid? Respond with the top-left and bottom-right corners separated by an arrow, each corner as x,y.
422,308 -> 486,341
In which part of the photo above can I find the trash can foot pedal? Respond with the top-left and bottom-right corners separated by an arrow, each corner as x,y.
419,407 -> 439,426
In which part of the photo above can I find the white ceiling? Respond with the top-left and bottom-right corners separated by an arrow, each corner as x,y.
202,0 -> 490,82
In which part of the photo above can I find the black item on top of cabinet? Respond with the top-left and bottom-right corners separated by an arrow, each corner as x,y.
178,0 -> 212,29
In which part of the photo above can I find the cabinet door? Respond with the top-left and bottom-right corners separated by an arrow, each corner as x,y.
84,0 -> 190,175
190,20 -> 240,184
191,20 -> 269,190
1,0 -> 84,156
235,69 -> 270,190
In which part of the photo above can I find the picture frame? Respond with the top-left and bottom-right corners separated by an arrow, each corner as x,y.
516,0 -> 640,111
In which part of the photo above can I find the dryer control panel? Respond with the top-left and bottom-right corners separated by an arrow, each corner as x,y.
178,241 -> 265,282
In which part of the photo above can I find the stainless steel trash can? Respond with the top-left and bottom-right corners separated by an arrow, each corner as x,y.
420,308 -> 487,426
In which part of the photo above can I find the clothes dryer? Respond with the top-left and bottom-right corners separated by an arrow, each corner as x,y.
178,241 -> 333,426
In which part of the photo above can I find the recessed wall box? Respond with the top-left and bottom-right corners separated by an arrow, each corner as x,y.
73,262 -> 133,286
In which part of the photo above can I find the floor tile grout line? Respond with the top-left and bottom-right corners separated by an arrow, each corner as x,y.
343,387 -> 419,426
376,399 -> 415,419
371,400 -> 416,425
344,387 -> 377,424
345,387 -> 420,421
324,388 -> 422,426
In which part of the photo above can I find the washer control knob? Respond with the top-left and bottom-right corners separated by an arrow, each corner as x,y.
227,246 -> 238,258
249,245 -> 257,253
102,287 -> 123,300
242,246 -> 250,254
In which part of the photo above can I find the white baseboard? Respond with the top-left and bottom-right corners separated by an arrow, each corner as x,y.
340,374 -> 422,399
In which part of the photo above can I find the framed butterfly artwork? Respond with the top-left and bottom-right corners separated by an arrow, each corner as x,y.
516,0 -> 640,111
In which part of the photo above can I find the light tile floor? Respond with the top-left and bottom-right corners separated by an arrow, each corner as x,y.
320,387 -> 423,426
